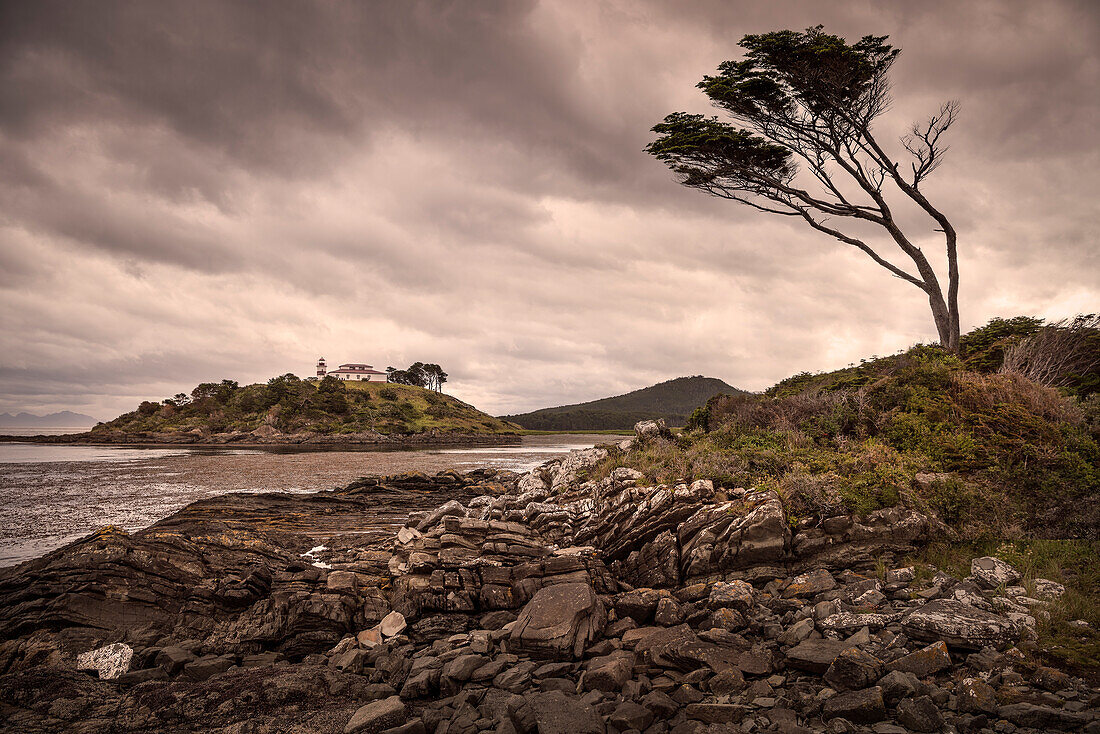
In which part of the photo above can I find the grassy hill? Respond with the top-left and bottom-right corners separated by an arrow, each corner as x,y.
92,375 -> 518,438
502,376 -> 744,431
596,317 -> 1099,539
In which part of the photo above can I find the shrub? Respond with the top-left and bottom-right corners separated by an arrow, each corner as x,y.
378,387 -> 398,401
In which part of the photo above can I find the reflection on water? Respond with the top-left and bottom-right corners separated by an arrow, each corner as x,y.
0,435 -> 611,568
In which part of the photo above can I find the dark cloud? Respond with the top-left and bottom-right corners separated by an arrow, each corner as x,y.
0,0 -> 1097,418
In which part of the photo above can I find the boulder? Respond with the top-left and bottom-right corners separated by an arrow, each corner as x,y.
75,642 -> 133,680
896,695 -> 944,732
823,648 -> 884,691
524,691 -> 606,734
634,419 -> 672,442
821,686 -> 886,724
970,556 -> 1021,589
784,569 -> 836,597
884,641 -> 951,677
608,701 -> 654,731
379,611 -> 406,638
345,696 -> 408,734
997,703 -> 1087,731
785,639 -> 853,674
902,599 -> 1020,649
708,580 -> 755,612
583,651 -> 634,692
957,677 -> 998,714
509,582 -> 606,660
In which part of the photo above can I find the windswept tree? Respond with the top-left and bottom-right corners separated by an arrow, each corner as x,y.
646,27 -> 962,350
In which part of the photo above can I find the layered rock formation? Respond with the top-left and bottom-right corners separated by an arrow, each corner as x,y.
0,427 -> 1096,733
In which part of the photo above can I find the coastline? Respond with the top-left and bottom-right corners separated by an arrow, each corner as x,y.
0,429 -> 523,448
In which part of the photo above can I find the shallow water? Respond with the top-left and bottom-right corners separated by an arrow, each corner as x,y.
0,434 -> 611,568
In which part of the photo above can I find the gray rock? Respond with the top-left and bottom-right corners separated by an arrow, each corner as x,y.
956,677 -> 997,714
997,702 -> 1087,731
970,557 -> 1021,589
876,670 -> 920,705
345,696 -> 407,734
785,639 -> 854,674
895,695 -> 943,732
510,582 -> 606,660
823,648 -> 884,691
784,569 -> 836,597
884,640 -> 951,677
821,686 -> 886,724
75,642 -> 133,680
902,599 -> 1020,649
524,691 -> 606,734
708,580 -> 755,612
609,701 -> 654,730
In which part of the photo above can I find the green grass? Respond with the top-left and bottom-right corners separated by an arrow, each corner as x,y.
591,344 -> 1098,538
908,540 -> 1100,680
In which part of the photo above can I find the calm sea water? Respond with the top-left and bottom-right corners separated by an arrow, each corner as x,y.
0,434 -> 610,568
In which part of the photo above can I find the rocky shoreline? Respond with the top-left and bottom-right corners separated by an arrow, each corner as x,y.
1,422 -> 1096,733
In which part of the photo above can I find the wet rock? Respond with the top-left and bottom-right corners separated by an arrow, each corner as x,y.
902,599 -> 1020,649
884,641 -> 951,677
821,686 -> 886,724
970,557 -> 1021,589
75,642 -> 133,680
896,695 -> 943,732
509,582 -> 606,660
345,695 -> 408,733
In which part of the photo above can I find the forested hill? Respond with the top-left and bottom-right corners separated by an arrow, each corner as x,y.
87,375 -> 518,439
502,376 -> 743,431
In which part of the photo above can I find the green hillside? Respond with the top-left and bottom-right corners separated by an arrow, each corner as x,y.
502,376 -> 743,431
92,375 -> 518,438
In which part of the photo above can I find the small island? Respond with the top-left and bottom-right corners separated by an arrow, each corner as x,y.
2,373 -> 520,446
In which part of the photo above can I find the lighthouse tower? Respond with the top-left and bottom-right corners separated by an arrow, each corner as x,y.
316,357 -> 327,378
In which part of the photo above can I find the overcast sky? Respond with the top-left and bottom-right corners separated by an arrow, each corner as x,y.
1,0 -> 1097,422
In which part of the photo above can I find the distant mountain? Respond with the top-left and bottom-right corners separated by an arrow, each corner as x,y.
0,411 -> 98,427
502,376 -> 745,431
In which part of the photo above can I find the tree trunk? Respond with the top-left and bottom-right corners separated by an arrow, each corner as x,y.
926,288 -> 955,352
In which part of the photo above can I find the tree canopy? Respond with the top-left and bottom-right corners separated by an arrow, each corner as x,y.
647,26 -> 962,350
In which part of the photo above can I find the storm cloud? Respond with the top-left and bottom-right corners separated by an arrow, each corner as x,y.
1,0 -> 1097,420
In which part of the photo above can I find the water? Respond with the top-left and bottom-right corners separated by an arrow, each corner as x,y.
0,434 -> 613,568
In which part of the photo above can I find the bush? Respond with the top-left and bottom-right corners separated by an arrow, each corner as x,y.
378,387 -> 398,401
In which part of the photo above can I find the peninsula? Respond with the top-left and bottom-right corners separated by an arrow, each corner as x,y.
1,375 -> 520,446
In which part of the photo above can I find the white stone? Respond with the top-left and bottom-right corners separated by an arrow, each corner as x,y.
76,643 -> 133,680
396,526 -> 422,545
1032,578 -> 1066,600
378,610 -> 406,638
970,557 -> 1021,590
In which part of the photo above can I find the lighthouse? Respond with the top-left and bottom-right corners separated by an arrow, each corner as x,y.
316,357 -> 327,378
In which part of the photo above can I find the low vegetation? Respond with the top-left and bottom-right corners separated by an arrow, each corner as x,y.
596,317 -> 1099,539
93,374 -> 518,437
908,539 -> 1100,678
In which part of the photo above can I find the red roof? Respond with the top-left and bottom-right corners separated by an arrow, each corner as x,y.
329,367 -> 386,375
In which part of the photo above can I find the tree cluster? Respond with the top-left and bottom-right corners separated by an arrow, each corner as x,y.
386,362 -> 448,391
